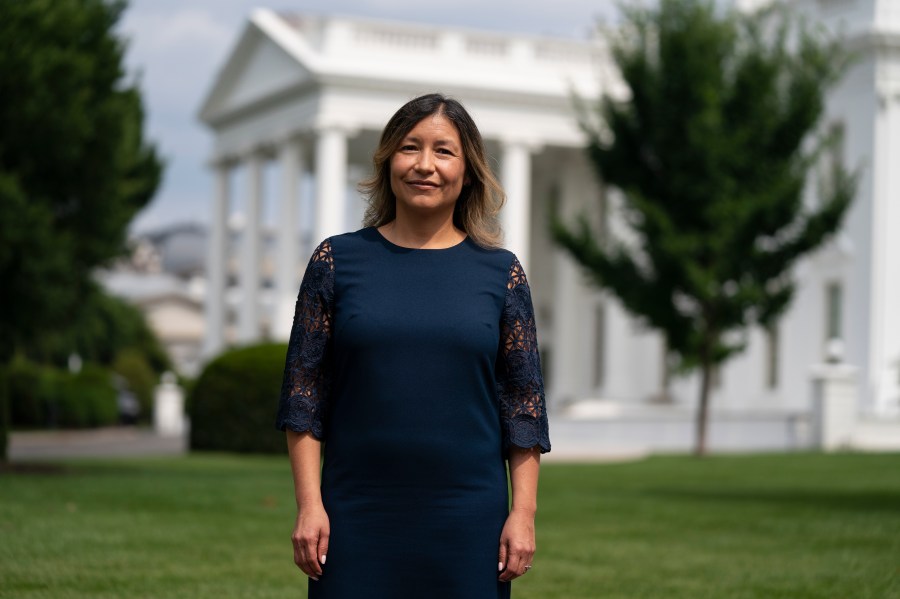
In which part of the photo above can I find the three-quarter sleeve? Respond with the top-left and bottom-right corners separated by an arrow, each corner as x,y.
496,256 -> 551,455
275,239 -> 335,438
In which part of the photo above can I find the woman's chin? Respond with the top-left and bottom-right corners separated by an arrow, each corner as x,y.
399,199 -> 457,215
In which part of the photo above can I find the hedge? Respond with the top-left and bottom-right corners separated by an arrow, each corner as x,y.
7,359 -> 118,429
189,343 -> 288,454
112,348 -> 156,423
8,358 -> 47,427
0,366 -> 8,461
58,365 -> 118,428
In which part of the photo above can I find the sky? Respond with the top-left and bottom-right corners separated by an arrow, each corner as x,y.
118,0 -> 619,234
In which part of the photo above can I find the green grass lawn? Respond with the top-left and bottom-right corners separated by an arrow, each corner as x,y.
1,452 -> 898,598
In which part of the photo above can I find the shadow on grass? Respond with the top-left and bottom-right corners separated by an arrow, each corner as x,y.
645,487 -> 900,514
0,462 -> 71,475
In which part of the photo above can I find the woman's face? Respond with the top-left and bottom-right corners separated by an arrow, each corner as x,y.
389,112 -> 468,217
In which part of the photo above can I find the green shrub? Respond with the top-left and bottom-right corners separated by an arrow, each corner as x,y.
8,359 -> 117,429
179,373 -> 197,419
0,366 -> 8,462
112,348 -> 156,422
20,284 -> 172,374
73,364 -> 118,427
189,343 -> 288,454
53,371 -> 89,428
8,357 -> 48,427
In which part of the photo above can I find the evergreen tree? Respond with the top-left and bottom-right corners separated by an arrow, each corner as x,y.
0,0 -> 163,457
0,0 -> 163,363
551,0 -> 856,455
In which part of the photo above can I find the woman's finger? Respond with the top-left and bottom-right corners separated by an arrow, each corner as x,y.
293,534 -> 313,578
304,533 -> 322,579
292,536 -> 303,571
499,550 -> 520,582
500,542 -> 524,582
497,539 -> 508,581
317,530 -> 330,568
503,543 -> 535,582
293,528 -> 320,580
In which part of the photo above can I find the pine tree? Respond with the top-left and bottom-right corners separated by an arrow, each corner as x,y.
551,0 -> 856,455
0,0 -> 163,458
0,0 -> 163,363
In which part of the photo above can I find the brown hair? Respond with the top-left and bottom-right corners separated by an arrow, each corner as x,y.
360,93 -> 505,248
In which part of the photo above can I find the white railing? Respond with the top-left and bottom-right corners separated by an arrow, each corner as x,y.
353,26 -> 439,51
342,21 -> 595,65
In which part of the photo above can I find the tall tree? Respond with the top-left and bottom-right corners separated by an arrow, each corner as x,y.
0,0 -> 162,458
0,0 -> 163,363
551,0 -> 856,455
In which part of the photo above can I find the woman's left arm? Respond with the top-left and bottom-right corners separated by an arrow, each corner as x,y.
498,445 -> 541,582
496,256 -> 550,582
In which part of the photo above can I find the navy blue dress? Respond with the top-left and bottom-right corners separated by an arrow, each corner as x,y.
276,226 -> 550,599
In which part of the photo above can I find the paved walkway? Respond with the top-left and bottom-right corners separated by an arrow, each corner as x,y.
8,427 -> 187,461
7,425 -> 645,463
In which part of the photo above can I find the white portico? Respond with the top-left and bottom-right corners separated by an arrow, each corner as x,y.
198,5 -> 900,453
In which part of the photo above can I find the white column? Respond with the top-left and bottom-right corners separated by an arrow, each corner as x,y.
274,139 -> 303,341
810,361 -> 858,451
872,87 -> 900,414
315,127 -> 348,243
203,161 -> 229,359
550,156 -> 594,409
153,371 -> 185,437
551,224 -> 582,409
237,151 -> 264,344
501,141 -> 532,268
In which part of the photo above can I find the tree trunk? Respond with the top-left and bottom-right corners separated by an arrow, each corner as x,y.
0,364 -> 9,463
695,356 -> 712,457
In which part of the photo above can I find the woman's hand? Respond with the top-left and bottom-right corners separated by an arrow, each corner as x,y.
292,502 -> 330,581
497,508 -> 535,582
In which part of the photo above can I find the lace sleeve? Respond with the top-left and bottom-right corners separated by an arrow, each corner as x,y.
497,256 -> 551,455
275,239 -> 335,438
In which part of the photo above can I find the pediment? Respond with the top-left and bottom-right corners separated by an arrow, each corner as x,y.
199,23 -> 313,125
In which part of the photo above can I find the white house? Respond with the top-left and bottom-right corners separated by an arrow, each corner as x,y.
197,2 -> 900,454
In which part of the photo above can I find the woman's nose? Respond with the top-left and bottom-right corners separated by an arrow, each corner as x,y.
415,150 -> 435,172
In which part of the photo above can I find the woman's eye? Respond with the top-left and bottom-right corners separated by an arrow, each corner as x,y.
400,144 -> 417,152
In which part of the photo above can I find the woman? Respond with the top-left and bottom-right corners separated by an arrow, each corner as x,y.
276,93 -> 550,599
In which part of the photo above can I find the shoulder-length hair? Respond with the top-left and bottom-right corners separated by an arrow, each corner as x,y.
359,93 -> 505,248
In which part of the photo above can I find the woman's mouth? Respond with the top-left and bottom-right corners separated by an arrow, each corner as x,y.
406,180 -> 438,189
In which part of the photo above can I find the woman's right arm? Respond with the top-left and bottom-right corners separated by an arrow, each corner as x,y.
287,429 -> 329,580
277,239 -> 336,581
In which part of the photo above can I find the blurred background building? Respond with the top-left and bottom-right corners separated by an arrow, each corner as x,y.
97,224 -> 208,377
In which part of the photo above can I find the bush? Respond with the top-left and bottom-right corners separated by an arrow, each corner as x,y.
66,364 -> 119,427
20,284 -> 172,374
58,365 -> 118,428
189,343 -> 288,454
7,358 -> 117,429
112,348 -> 157,422
179,373 -> 197,419
0,366 -> 8,462
7,357 -> 48,427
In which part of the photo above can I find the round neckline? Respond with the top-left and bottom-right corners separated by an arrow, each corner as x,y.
371,226 -> 469,252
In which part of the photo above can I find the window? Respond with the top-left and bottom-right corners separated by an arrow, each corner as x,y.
817,121 -> 846,201
825,281 -> 843,342
593,303 -> 606,388
711,364 -> 722,390
765,324 -> 779,389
